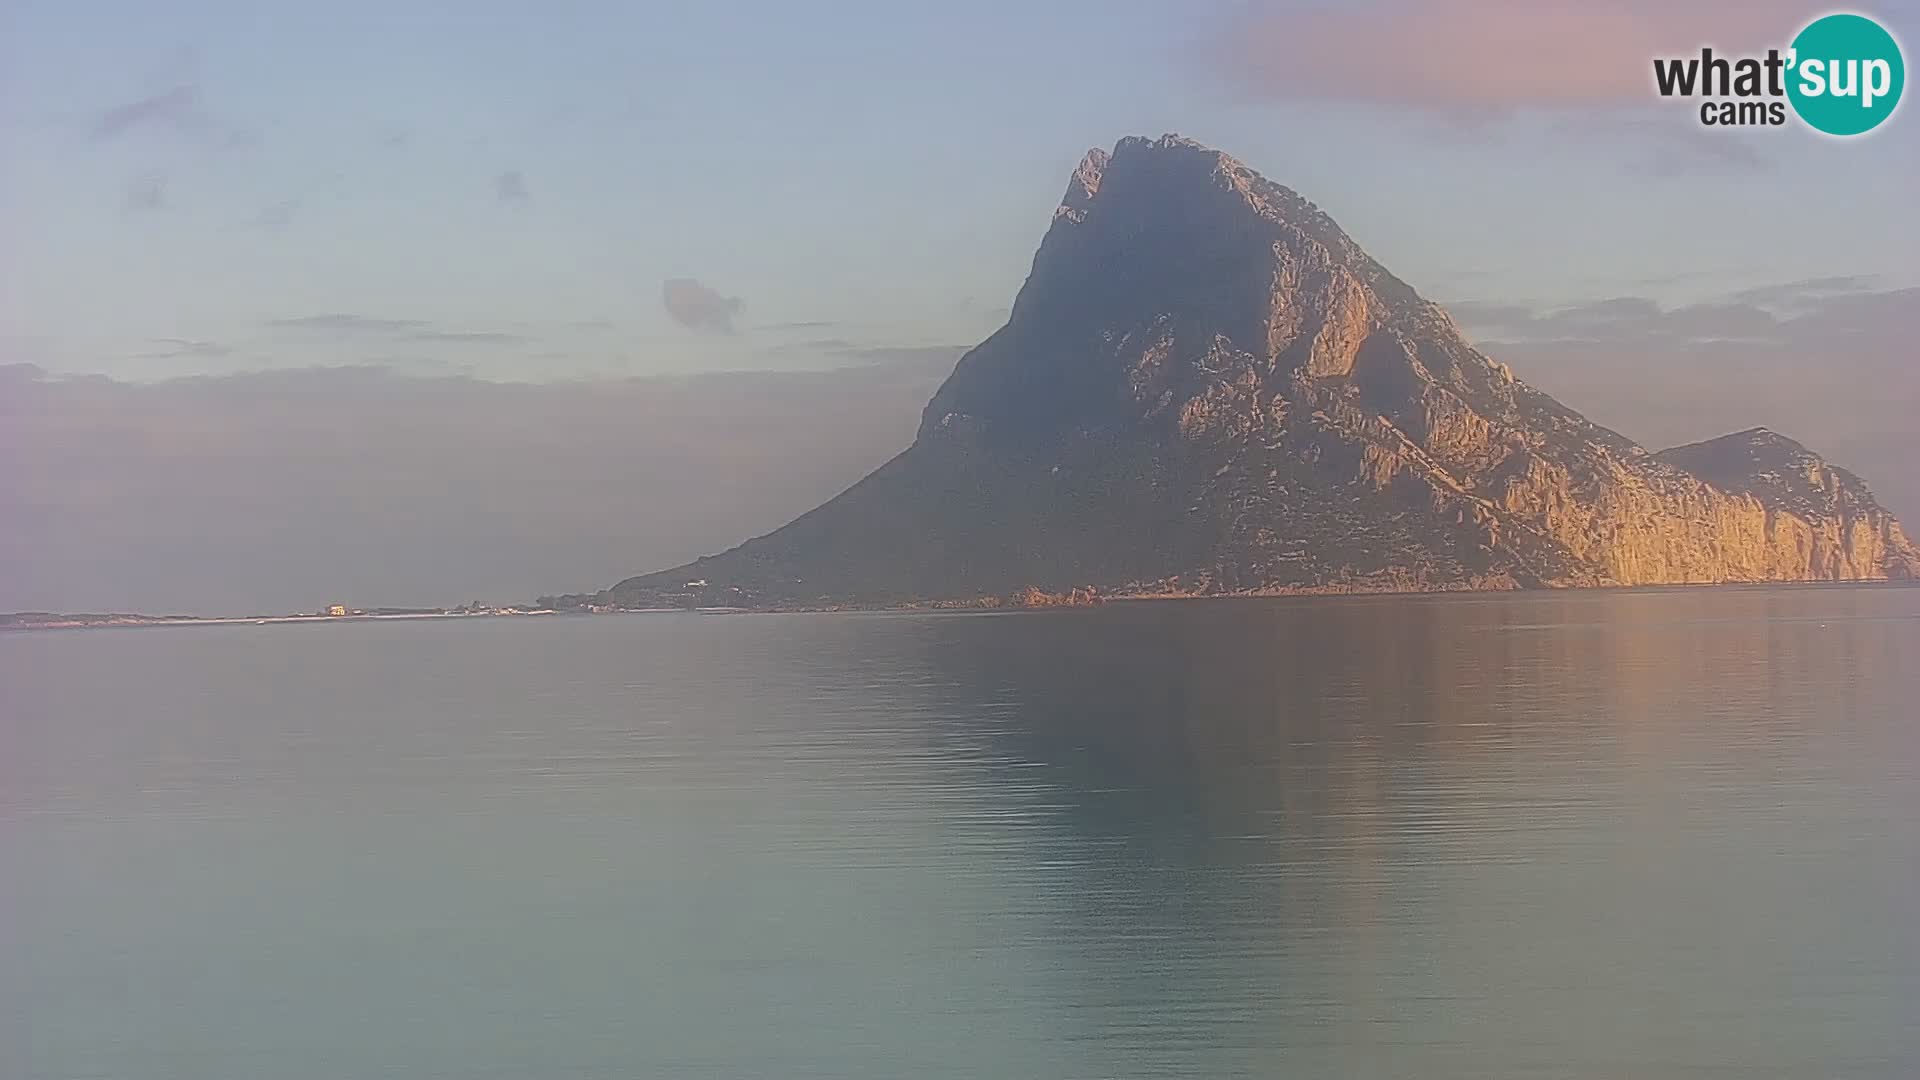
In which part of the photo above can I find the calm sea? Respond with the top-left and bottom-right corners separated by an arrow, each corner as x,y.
3,587 -> 1917,1079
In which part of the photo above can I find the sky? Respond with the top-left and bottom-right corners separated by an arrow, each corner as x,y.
3,0 -> 1918,612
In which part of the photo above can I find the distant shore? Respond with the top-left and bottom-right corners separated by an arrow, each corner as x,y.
0,609 -> 564,632
11,577 -> 1915,633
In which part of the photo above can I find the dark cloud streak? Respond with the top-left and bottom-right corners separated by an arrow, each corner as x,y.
662,278 -> 742,334
1728,275 -> 1875,309
495,169 -> 530,207
270,314 -> 431,334
267,313 -> 535,348
247,199 -> 301,228
138,338 -> 233,360
408,331 -> 531,345
92,84 -> 201,140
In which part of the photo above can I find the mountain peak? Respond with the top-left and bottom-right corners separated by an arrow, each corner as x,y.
1109,133 -> 1251,171
1733,425 -> 1796,447
932,135 -> 1436,445
1060,134 -> 1333,234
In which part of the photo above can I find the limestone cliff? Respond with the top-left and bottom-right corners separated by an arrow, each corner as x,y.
1651,428 -> 1918,582
585,135 -> 1918,609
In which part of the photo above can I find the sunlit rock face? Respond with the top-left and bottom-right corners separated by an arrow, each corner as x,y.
597,135 -> 1919,608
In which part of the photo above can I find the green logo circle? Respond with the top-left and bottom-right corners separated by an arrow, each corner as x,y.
1787,13 -> 1905,136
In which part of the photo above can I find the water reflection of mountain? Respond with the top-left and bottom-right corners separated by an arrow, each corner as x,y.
905,590 -> 1899,833
890,589 -> 1912,1076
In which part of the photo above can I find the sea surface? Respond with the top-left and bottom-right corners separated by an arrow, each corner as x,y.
3,587 -> 1917,1079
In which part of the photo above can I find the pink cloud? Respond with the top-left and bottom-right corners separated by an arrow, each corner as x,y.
1206,0 -> 1815,108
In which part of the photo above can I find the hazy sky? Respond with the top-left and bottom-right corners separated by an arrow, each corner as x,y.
3,1 -> 1918,611
5,0 -> 1918,381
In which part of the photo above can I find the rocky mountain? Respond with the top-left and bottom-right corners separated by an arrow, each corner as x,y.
578,135 -> 1918,609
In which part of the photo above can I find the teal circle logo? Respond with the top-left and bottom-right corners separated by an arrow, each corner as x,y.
1787,13 -> 1905,136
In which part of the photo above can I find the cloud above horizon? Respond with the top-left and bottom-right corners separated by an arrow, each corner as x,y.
1203,0 -> 1805,109
91,83 -> 203,140
1197,0 -> 1825,174
270,313 -> 430,334
136,338 -> 233,361
124,171 -> 167,212
266,313 -> 529,346
87,77 -> 258,153
494,169 -> 531,207
1726,275 -> 1877,308
248,198 -> 301,228
1447,277 -> 1900,345
662,278 -> 743,333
